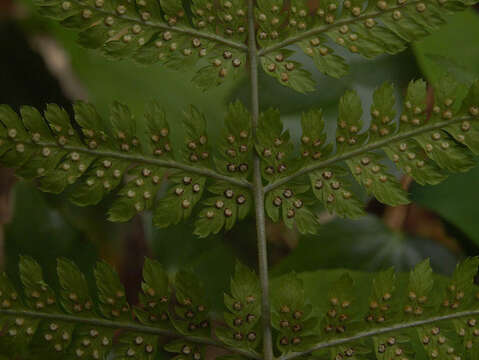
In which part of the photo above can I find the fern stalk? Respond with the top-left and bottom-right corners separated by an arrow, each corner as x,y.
248,1 -> 274,360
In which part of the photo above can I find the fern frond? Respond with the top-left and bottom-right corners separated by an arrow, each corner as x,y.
254,109 -> 319,234
33,0 -> 479,93
216,262 -> 262,352
271,273 -> 321,352
263,77 -> 479,234
194,102 -> 254,237
0,257 -> 261,360
34,0 -> 249,89
2,256 -> 479,359
2,77 -> 479,236
274,258 -> 479,360
3,77 -> 478,235
0,101 -> 252,237
256,0 -> 478,91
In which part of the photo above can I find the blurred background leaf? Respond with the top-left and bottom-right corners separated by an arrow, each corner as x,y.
271,215 -> 459,276
411,163 -> 479,249
414,9 -> 479,84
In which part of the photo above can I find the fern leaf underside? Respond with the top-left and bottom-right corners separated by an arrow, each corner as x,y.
8,1 -> 479,359
1,77 -> 479,235
0,101 -> 253,238
1,257 -> 479,359
33,0 -> 478,92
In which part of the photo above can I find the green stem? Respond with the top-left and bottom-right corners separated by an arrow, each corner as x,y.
69,0 -> 248,52
264,115 -> 476,193
247,1 -> 274,360
257,0 -> 424,56
9,139 -> 252,189
0,309 -> 261,359
279,309 -> 479,360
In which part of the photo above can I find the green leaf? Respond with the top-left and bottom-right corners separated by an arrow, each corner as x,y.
369,82 -> 397,141
272,273 -> 304,312
271,273 -> 320,353
414,10 -> 479,84
33,0 -> 249,90
403,259 -> 435,319
295,263 -> 479,360
320,273 -> 356,336
336,90 -> 366,153
94,261 -> 130,320
0,102 -> 253,230
347,153 -> 410,206
321,343 -> 371,360
298,37 -> 349,79
230,262 -> 261,306
215,101 -> 253,179
3,257 -> 479,359
265,184 -> 318,235
0,272 -> 39,354
136,258 -> 171,327
57,258 -> 93,315
18,257 -> 77,357
408,259 -> 435,301
299,108 -> 329,164
453,317 -> 479,360
373,334 -> 412,360
172,270 -> 210,337
182,106 -> 209,165
272,215 -> 459,277
411,163 -> 479,247
19,256 -> 57,311
309,167 -> 364,219
267,77 -> 479,217
218,262 -> 261,350
67,327 -> 116,360
164,339 -> 204,360
416,325 -> 461,359
194,182 -> 252,238
255,0 -> 474,93
366,268 -> 397,325
447,80 -> 479,155
154,173 -> 207,228
116,333 -> 159,359
0,257 -> 261,359
440,257 -> 479,311
256,108 -> 295,182
384,140 -> 448,186
260,50 -> 316,93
